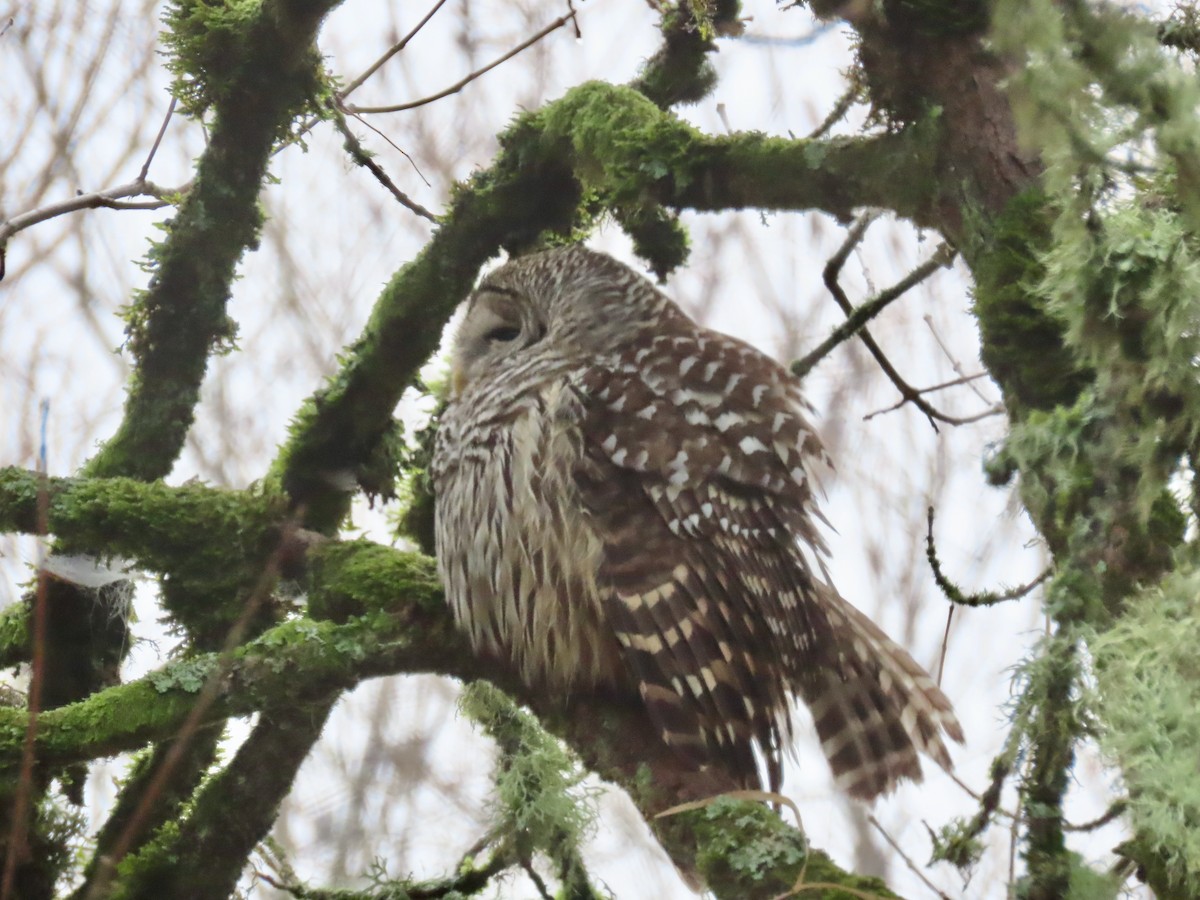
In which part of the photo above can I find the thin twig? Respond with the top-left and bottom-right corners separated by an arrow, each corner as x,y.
137,97 -> 177,182
340,0 -> 451,96
793,246 -> 955,378
794,216 -> 1001,429
331,113 -> 437,221
0,403 -> 51,900
345,109 -> 431,187
864,389 -> 1002,424
278,0 -> 451,155
349,6 -> 579,114
936,606 -> 953,687
866,815 -> 954,900
864,369 -> 993,422
0,179 -> 182,245
792,231 -> 956,382
924,315 -> 995,406
926,506 -> 1051,607
905,371 -> 989,395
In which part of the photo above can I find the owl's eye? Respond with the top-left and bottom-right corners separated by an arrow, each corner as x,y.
484,325 -> 522,343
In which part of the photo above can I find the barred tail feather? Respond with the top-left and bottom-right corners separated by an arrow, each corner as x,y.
798,585 -> 963,800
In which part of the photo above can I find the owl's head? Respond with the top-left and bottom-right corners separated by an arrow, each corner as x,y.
449,245 -> 678,397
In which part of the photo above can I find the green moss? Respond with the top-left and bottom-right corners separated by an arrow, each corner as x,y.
928,817 -> 985,871
306,539 -> 442,622
1089,558 -> 1200,894
536,81 -> 703,274
0,601 -> 28,668
968,189 -> 1092,414
629,1 -> 746,109
161,0 -> 333,129
685,797 -> 897,899
0,467 -> 287,637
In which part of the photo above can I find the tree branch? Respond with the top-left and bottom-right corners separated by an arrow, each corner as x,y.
86,0 -> 345,481
348,5 -> 579,114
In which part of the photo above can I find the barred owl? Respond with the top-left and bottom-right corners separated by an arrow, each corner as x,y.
432,245 -> 962,798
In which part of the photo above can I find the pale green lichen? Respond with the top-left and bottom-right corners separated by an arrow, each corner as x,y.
459,682 -> 599,896
1089,558 -> 1200,894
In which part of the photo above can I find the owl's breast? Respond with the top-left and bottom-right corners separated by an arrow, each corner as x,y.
433,378 -> 625,692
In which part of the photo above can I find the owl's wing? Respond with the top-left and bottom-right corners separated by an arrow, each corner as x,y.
573,329 -> 962,797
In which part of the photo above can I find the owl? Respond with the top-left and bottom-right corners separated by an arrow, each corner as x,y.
432,245 -> 962,798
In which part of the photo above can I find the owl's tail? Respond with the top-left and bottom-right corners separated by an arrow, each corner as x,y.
795,584 -> 964,800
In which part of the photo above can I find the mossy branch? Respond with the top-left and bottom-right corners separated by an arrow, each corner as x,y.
88,0 -> 343,481
630,0 -> 741,109
100,701 -> 336,900
0,542 -> 457,772
0,467 -> 282,577
276,79 -> 940,530
460,682 -> 599,899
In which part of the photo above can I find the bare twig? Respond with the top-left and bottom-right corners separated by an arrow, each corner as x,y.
0,179 -> 183,246
281,0 -> 452,154
936,606 -> 953,686
865,815 -> 954,900
340,0 -> 451,96
793,216 -> 1006,429
332,113 -> 437,221
793,248 -> 954,379
864,384 -> 1001,423
137,96 -> 177,182
926,506 -> 1051,607
344,109 -> 432,187
791,222 -> 956,378
349,5 -> 579,115
924,315 -> 996,406
864,374 -> 993,427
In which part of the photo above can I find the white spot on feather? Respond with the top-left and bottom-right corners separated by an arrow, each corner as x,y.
713,411 -> 742,432
738,435 -> 769,455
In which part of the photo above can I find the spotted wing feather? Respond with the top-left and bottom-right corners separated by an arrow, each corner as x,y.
575,326 -> 962,796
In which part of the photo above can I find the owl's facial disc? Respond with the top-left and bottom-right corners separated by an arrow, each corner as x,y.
450,288 -> 545,397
